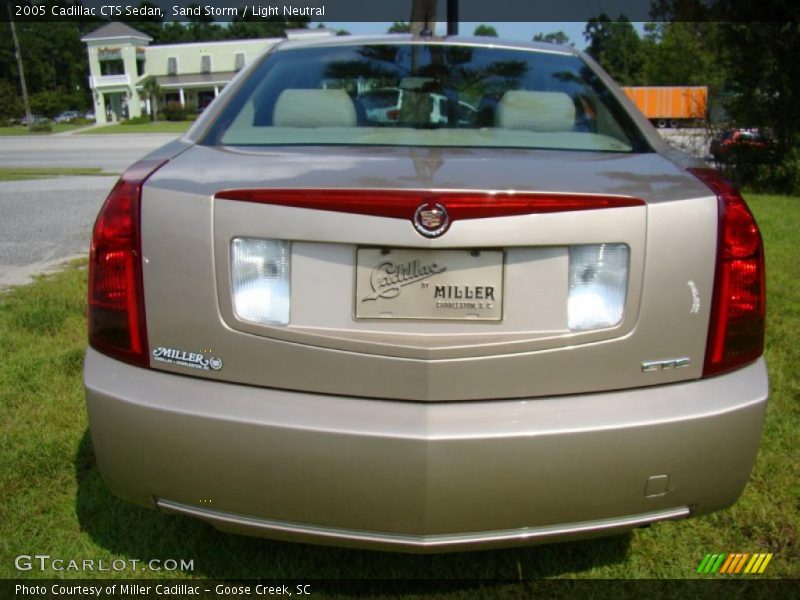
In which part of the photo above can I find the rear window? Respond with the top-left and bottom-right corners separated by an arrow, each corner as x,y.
202,43 -> 650,153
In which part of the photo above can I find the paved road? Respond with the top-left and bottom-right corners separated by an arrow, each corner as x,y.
0,133 -> 179,286
0,133 -> 178,172
0,176 -> 118,286
0,129 -> 710,173
0,129 -> 710,287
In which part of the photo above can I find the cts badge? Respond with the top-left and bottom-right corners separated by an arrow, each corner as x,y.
413,202 -> 449,238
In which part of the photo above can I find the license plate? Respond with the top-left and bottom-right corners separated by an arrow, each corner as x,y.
355,248 -> 504,320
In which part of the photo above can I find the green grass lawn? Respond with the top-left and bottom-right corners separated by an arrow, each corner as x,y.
0,196 -> 797,588
79,121 -> 193,134
0,123 -> 90,136
0,167 -> 109,181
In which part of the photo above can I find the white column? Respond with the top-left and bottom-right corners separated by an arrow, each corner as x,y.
95,93 -> 107,125
178,88 -> 185,107
214,86 -> 219,97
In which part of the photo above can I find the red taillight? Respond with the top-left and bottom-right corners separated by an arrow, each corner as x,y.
88,159 -> 167,367
689,168 -> 766,377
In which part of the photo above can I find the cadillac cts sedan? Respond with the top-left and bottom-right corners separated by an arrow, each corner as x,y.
84,34 -> 768,552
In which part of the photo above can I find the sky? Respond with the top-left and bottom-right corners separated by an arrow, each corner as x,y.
324,22 -> 648,51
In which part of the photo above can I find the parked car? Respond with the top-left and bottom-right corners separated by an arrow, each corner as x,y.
54,110 -> 81,123
710,128 -> 769,161
358,87 -> 402,122
19,114 -> 48,126
84,111 -> 96,121
84,34 -> 767,553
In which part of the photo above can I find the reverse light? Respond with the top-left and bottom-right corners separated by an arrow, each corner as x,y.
231,238 -> 291,326
689,168 -> 766,377
568,244 -> 629,331
88,159 -> 167,367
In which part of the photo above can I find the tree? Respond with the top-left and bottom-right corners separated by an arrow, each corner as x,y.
30,90 -> 65,118
1,11 -> 96,113
0,80 -> 23,121
120,2 -> 166,43
533,31 -> 570,45
387,21 -> 412,33
641,22 -> 722,88
650,0 -> 800,193
473,24 -> 498,37
141,76 -> 162,122
583,15 -> 644,85
717,22 -> 800,161
227,15 -> 310,40
159,22 -> 192,44
185,5 -> 225,42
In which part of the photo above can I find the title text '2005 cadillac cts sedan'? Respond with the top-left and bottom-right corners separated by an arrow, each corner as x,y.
84,33 -> 767,552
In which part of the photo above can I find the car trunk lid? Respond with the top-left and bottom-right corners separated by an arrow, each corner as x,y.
139,145 -> 718,401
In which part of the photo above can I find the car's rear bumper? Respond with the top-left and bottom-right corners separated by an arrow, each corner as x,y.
84,348 -> 768,552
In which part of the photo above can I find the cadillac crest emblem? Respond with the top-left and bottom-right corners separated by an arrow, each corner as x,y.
413,202 -> 449,238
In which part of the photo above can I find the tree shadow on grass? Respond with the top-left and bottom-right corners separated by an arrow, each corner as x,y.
75,429 -> 631,586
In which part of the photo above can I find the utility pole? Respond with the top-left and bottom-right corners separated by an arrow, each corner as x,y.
7,1 -> 33,130
410,0 -> 437,35
447,0 -> 458,35
409,0 -> 458,36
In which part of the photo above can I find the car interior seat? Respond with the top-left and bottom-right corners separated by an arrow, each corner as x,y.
273,89 -> 358,128
496,90 -> 576,131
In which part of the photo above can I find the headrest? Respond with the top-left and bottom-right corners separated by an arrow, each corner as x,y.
273,89 -> 357,128
497,91 -> 576,131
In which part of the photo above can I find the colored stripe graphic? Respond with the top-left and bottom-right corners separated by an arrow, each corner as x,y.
710,553 -> 726,573
758,554 -> 773,573
719,554 -> 735,573
744,554 -> 760,573
696,554 -> 712,573
720,553 -> 738,574
699,553 -> 773,574
734,553 -> 750,573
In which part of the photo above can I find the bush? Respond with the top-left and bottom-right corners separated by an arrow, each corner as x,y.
123,116 -> 151,125
161,101 -> 187,121
30,122 -> 53,133
0,81 -> 23,121
754,147 -> 800,196
721,145 -> 800,196
29,91 -> 65,119
717,145 -> 767,184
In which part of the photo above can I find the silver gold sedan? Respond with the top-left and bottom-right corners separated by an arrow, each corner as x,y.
84,33 -> 767,552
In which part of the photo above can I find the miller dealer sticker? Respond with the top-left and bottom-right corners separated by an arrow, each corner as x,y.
152,347 -> 223,371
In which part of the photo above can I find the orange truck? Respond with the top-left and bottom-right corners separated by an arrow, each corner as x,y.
621,86 -> 708,128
